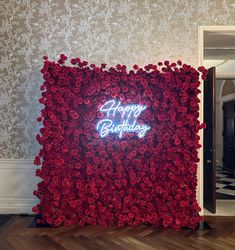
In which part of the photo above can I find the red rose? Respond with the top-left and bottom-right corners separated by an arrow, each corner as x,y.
70,110 -> 79,119
35,56 -> 202,229
133,64 -> 139,70
34,156 -> 41,166
200,123 -> 206,129
101,63 -> 107,68
177,60 -> 182,65
70,58 -> 77,64
60,54 -> 68,61
162,215 -> 173,227
180,201 -> 187,207
164,60 -> 169,66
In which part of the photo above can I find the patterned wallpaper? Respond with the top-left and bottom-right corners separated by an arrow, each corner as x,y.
1,0 -> 235,159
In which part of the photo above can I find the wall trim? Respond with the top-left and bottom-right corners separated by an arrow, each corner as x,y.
221,93 -> 235,103
0,159 -> 34,167
0,159 -> 38,214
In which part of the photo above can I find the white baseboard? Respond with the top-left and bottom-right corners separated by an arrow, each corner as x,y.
0,159 -> 39,214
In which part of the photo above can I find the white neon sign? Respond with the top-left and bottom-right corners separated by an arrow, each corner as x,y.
96,99 -> 151,138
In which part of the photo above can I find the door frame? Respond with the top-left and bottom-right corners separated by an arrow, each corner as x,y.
198,26 -> 235,214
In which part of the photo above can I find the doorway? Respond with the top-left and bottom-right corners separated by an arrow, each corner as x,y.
223,99 -> 235,173
215,82 -> 235,200
199,26 -> 235,215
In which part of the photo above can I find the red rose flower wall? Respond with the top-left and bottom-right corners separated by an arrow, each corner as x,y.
33,54 -> 208,229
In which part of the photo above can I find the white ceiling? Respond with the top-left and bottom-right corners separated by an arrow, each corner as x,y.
204,30 -> 235,77
204,31 -> 235,59
204,30 -> 235,49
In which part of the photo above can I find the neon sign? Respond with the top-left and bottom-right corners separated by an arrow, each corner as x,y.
96,99 -> 151,138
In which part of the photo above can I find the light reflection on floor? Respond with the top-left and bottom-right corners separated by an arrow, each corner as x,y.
204,200 -> 235,216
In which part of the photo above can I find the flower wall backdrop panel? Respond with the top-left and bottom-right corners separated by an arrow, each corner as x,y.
33,56 -> 207,228
1,0 -> 235,159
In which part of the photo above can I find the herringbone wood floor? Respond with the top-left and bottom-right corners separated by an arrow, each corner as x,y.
0,216 -> 235,250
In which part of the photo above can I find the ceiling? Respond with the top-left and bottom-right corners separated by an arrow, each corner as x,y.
204,30 -> 235,77
204,31 -> 235,48
204,31 -> 235,59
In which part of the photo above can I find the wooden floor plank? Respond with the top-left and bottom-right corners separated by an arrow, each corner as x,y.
0,216 -> 235,250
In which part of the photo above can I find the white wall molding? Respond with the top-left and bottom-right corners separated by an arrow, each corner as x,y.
0,159 -> 39,214
221,93 -> 235,103
0,159 -> 34,169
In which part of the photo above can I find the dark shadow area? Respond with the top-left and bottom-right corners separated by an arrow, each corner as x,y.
0,215 -> 14,228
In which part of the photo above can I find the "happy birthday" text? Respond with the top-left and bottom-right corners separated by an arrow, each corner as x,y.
96,100 -> 150,138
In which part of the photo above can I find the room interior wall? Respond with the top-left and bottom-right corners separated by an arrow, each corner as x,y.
216,80 -> 235,171
1,0 -> 235,213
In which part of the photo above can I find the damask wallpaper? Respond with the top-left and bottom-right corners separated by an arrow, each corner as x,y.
1,0 -> 235,159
